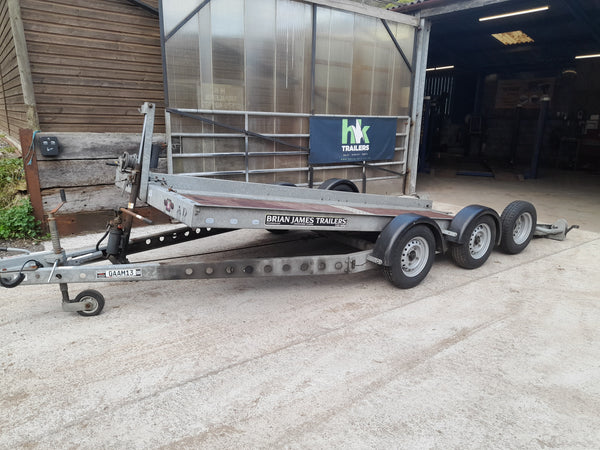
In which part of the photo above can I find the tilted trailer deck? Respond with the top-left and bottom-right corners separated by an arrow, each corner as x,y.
1,104 -> 576,316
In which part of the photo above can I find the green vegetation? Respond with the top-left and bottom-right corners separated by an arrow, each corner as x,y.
0,198 -> 41,240
0,157 -> 25,208
0,156 -> 42,240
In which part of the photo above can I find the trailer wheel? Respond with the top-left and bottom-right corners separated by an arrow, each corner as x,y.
499,201 -> 536,254
318,178 -> 359,192
74,289 -> 105,317
450,215 -> 496,269
383,225 -> 435,289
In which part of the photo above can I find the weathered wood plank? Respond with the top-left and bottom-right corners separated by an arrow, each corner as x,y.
54,207 -> 170,235
29,55 -> 160,78
27,42 -> 160,65
30,75 -> 162,93
22,14 -> 159,44
37,105 -> 161,118
38,115 -> 162,126
38,158 -> 167,189
22,0 -> 158,30
23,0 -> 159,19
24,31 -> 161,57
35,132 -> 166,160
42,184 -> 140,214
34,94 -> 162,108
37,123 -> 163,133
31,62 -> 164,83
32,83 -> 164,100
38,160 -> 121,189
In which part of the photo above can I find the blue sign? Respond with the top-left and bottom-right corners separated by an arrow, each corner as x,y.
309,116 -> 397,164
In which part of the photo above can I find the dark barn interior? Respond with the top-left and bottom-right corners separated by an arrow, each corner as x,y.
400,0 -> 600,179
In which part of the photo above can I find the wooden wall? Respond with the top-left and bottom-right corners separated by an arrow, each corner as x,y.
10,0 -> 167,233
0,0 -> 29,144
20,0 -> 165,133
32,131 -> 170,234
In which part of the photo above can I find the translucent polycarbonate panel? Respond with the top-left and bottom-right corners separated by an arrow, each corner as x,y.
165,19 -> 200,109
209,0 -> 245,110
173,154 -> 246,174
313,7 -> 412,116
248,140 -> 275,154
170,114 -> 244,134
349,14 -> 376,114
197,5 -> 214,109
162,0 -> 417,180
162,0 -> 203,36
249,117 -> 275,135
275,1 -> 313,113
391,21 -> 415,64
371,42 -> 395,115
275,116 -> 310,134
387,22 -> 413,116
249,170 -> 306,185
274,137 -> 308,153
314,8 -> 354,114
246,1 -> 276,111
247,152 -> 275,171
390,60 -> 412,116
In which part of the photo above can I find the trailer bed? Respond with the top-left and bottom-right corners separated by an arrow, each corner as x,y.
140,173 -> 454,233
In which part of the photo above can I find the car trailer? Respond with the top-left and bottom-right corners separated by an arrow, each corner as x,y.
1,103 -> 577,316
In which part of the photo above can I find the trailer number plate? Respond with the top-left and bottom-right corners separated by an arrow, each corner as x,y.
96,268 -> 142,279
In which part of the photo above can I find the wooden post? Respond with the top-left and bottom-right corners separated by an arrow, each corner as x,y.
19,129 -> 46,231
7,0 -> 39,130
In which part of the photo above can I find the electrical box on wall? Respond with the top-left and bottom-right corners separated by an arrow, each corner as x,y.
39,136 -> 60,156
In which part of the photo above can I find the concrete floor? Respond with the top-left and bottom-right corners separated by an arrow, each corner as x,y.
1,168 -> 599,448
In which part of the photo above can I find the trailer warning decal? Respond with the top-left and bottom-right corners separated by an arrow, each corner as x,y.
96,268 -> 143,279
266,214 -> 347,227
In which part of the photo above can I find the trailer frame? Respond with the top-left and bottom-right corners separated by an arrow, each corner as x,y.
1,103 -> 576,316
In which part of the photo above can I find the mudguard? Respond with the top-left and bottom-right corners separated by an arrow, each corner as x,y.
372,213 -> 445,266
447,205 -> 501,245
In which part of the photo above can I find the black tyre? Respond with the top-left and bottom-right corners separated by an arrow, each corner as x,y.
499,200 -> 537,254
383,225 -> 435,289
450,215 -> 496,269
74,289 -> 105,317
318,178 -> 359,192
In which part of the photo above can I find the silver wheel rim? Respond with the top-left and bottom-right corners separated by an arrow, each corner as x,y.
401,237 -> 429,277
512,212 -> 533,245
469,223 -> 492,259
81,295 -> 98,313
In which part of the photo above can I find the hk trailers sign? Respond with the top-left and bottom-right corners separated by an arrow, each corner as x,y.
309,116 -> 396,164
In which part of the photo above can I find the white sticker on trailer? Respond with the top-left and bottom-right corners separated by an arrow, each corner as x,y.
96,268 -> 142,279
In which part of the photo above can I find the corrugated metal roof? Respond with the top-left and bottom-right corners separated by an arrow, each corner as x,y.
388,0 -> 433,10
344,0 -> 427,10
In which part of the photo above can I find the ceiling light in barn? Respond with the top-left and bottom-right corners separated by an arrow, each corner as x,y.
492,30 -> 534,46
426,65 -> 455,72
575,53 -> 600,59
479,6 -> 549,22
